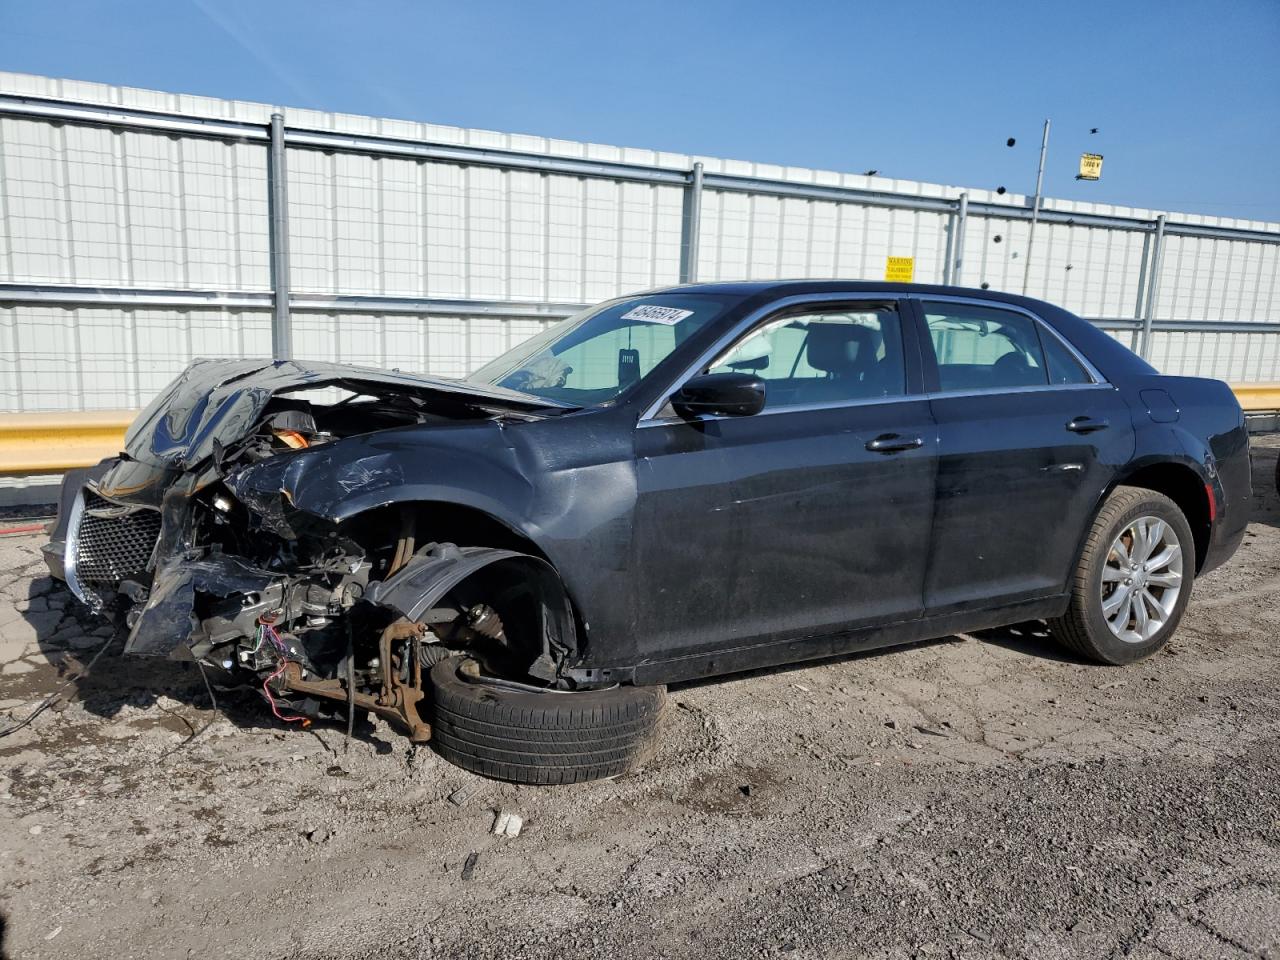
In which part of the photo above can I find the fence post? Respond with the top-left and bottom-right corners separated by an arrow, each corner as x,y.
268,112 -> 292,360
943,205 -> 955,285
1021,119 -> 1051,295
680,161 -> 704,284
1131,229 -> 1152,352
951,192 -> 968,286
1139,214 -> 1167,359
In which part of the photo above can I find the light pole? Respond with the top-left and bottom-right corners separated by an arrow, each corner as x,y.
1021,118 -> 1050,295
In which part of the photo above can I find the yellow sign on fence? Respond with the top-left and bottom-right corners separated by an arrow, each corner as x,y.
885,256 -> 915,283
1079,153 -> 1103,181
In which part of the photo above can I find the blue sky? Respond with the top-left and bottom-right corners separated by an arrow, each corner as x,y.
3,0 -> 1278,220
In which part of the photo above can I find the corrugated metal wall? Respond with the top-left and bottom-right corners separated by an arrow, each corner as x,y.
2,68 -> 1279,423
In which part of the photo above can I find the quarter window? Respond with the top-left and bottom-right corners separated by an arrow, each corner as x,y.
922,303 -> 1049,391
707,304 -> 906,409
1041,327 -> 1093,385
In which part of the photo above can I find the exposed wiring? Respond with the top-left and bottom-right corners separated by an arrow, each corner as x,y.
153,661 -> 222,765
344,618 -> 355,754
261,661 -> 310,725
0,631 -> 116,739
0,522 -> 50,537
257,619 -> 310,727
197,659 -> 219,713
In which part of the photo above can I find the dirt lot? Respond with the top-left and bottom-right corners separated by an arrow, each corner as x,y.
1,438 -> 1278,960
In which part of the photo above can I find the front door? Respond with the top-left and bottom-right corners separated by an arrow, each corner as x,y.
632,298 -> 938,663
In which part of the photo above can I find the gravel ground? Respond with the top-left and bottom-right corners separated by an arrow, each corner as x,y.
1,436 -> 1278,960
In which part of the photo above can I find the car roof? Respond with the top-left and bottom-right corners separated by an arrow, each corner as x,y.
647,279 -> 1044,309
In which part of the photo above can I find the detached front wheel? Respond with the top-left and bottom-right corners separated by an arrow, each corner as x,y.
1049,485 -> 1195,664
427,656 -> 666,784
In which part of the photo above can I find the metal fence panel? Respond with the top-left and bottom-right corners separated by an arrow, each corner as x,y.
0,304 -> 273,411
285,153 -> 687,303
0,116 -> 270,290
289,310 -> 555,378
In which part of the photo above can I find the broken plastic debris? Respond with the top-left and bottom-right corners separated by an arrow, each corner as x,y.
448,784 -> 478,807
492,810 -> 523,838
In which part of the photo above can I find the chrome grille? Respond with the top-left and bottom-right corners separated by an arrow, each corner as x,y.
75,491 -> 161,586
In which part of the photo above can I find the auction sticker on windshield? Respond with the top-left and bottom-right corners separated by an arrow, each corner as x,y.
621,304 -> 695,325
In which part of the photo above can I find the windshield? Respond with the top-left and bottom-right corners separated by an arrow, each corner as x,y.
468,293 -> 740,405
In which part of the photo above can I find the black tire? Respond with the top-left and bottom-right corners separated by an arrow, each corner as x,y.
427,656 -> 666,784
1048,485 -> 1195,665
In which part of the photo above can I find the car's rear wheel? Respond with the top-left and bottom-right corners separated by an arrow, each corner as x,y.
427,656 -> 666,784
1048,485 -> 1195,665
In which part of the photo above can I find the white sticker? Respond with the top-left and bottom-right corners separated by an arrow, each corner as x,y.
621,304 -> 694,326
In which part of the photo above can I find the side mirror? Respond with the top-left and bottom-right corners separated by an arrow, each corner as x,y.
671,372 -> 767,419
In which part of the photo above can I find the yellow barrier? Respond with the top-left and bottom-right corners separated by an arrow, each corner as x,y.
2,384 -> 1280,475
0,410 -> 133,474
1229,383 -> 1280,413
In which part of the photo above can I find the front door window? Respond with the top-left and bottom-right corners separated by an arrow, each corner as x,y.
707,303 -> 907,409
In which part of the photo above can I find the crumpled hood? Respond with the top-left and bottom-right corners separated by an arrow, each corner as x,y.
123,358 -> 558,470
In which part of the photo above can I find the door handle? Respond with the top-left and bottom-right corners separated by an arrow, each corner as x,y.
866,433 -> 924,454
1066,416 -> 1109,434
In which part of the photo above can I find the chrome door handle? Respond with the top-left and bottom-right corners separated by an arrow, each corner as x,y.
1066,416 -> 1109,434
866,433 -> 924,453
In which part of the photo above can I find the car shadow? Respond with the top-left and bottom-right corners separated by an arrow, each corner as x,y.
967,620 -> 1084,663
667,619 -> 1088,694
668,635 -> 952,693
670,619 -> 1100,696
16,578 -> 395,754
1246,437 -> 1280,530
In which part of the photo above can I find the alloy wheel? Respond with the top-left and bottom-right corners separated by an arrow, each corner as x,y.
1099,515 -> 1184,644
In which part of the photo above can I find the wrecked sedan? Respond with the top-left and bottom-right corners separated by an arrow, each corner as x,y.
43,281 -> 1250,784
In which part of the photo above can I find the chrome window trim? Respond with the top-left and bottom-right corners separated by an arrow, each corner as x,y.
637,291 -> 1113,426
637,380 -> 1114,428
925,381 -> 1115,402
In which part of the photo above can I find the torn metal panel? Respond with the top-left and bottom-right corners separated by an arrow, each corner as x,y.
125,554 -> 281,657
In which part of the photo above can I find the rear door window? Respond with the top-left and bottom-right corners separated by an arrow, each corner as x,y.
921,302 -> 1049,392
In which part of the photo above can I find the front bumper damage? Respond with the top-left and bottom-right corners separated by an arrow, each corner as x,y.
47,457 -> 578,740
42,358 -> 582,742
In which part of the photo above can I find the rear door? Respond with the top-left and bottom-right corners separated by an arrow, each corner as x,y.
632,297 -> 937,661
913,297 -> 1135,613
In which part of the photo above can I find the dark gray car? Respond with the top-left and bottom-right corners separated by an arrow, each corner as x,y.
43,282 -> 1251,783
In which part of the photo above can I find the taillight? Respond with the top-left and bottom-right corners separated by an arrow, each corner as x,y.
1205,482 -> 1216,523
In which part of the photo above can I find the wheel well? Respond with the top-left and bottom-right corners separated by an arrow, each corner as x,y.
1117,463 -> 1211,570
340,501 -> 551,563
338,499 -> 588,648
